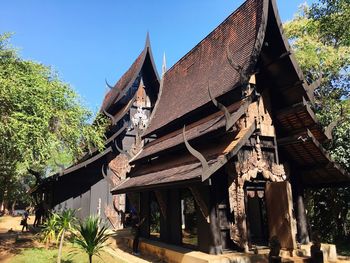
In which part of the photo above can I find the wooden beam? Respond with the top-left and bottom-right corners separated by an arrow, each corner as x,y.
189,186 -> 209,223
62,146 -> 112,175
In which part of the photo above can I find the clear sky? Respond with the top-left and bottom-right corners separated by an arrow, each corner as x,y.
0,0 -> 316,113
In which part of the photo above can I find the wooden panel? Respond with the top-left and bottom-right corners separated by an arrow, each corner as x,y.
265,181 -> 296,250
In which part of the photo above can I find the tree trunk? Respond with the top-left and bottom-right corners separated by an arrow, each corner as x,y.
89,254 -> 92,263
1,189 -> 8,214
57,229 -> 65,263
11,200 -> 16,215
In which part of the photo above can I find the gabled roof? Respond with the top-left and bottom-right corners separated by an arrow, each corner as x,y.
145,0 -> 268,136
101,34 -> 159,112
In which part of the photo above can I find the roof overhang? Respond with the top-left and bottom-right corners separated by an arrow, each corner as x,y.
278,129 -> 350,186
111,122 -> 256,194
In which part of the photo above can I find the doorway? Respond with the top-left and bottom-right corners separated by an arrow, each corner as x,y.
245,183 -> 269,247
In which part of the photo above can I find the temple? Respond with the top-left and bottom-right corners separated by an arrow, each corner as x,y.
31,34 -> 160,229
32,0 -> 349,258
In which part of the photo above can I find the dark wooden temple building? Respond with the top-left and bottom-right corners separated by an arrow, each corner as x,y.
31,35 -> 160,228
33,0 -> 349,256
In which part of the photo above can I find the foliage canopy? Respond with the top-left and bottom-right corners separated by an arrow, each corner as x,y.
0,33 -> 108,209
284,0 -> 350,244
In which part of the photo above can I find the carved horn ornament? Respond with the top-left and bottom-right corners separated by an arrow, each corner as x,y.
114,140 -> 132,159
182,125 -> 209,174
208,83 -> 234,131
208,84 -> 236,132
101,164 -> 116,186
324,105 -> 344,140
103,109 -> 117,125
105,79 -> 117,91
226,46 -> 249,86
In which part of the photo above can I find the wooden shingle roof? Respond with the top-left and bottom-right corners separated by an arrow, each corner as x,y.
101,51 -> 145,111
145,0 -> 268,136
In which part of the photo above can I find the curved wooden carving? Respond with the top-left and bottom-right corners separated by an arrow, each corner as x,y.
182,125 -> 209,173
103,109 -> 117,125
101,164 -> 116,186
226,46 -> 249,86
105,79 -> 116,90
108,154 -> 131,181
114,140 -> 132,159
208,84 -> 253,132
208,84 -> 233,131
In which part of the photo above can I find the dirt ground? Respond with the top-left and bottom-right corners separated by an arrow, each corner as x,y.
0,215 -> 34,234
0,215 -> 40,262
0,216 -> 157,263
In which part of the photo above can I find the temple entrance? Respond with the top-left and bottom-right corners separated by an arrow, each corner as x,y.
245,183 -> 269,247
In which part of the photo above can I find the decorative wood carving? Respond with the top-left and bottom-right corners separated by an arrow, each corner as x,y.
208,83 -> 253,132
154,190 -> 167,219
228,135 -> 286,250
189,186 -> 210,223
101,154 -> 131,230
183,122 -> 256,182
104,203 -> 124,230
135,79 -> 147,108
228,176 -> 248,250
108,154 -> 131,184
235,136 -> 286,183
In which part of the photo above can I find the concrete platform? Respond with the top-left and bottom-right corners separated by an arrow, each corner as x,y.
112,229 -> 312,263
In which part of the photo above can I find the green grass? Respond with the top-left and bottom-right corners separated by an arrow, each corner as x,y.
8,244 -> 126,263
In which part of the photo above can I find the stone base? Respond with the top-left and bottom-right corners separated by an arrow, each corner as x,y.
115,231 -> 310,263
298,243 -> 337,262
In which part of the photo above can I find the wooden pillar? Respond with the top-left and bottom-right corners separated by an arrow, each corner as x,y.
139,191 -> 150,238
294,178 -> 310,244
168,189 -> 181,245
196,185 -> 211,253
158,190 -> 170,242
208,176 -> 223,254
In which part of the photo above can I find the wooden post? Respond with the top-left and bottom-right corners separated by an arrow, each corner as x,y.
208,178 -> 223,255
295,179 -> 310,244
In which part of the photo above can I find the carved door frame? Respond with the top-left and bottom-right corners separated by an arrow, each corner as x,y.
244,180 -> 269,248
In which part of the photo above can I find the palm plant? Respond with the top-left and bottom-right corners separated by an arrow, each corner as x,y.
73,216 -> 112,263
41,212 -> 59,247
56,209 -> 77,263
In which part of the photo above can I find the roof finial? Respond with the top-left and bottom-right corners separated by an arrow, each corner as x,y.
145,31 -> 150,48
162,52 -> 167,76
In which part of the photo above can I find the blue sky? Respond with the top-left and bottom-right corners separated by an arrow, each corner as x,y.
0,0 -> 316,112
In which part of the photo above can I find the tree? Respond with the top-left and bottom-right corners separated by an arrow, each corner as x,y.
0,33 -> 108,211
284,1 -> 350,245
73,216 -> 112,263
